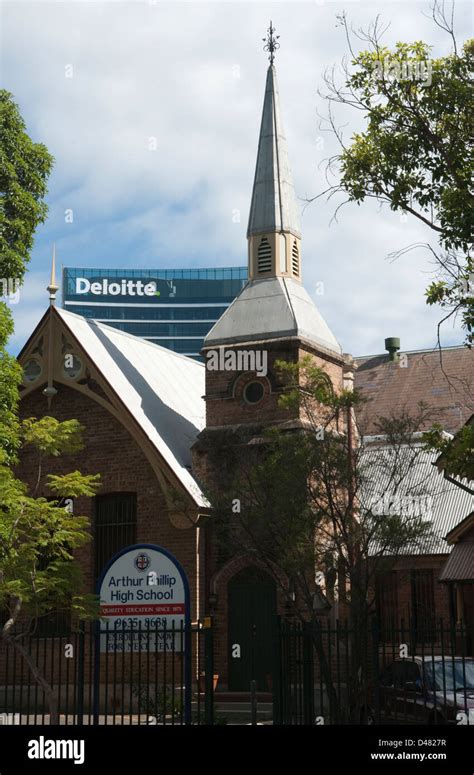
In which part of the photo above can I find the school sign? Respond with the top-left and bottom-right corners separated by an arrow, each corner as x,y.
97,544 -> 190,653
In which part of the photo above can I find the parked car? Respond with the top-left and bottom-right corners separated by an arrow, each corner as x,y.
365,656 -> 474,724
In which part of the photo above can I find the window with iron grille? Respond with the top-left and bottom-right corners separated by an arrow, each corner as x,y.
411,568 -> 436,642
94,493 -> 137,582
257,238 -> 272,273
376,570 -> 399,640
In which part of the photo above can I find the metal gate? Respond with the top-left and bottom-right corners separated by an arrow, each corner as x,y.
0,619 -> 215,725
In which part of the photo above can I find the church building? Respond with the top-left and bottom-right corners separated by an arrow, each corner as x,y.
15,37 -> 474,694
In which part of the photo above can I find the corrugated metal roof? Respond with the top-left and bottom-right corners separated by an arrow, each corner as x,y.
361,445 -> 474,555
203,276 -> 342,354
247,65 -> 301,238
56,308 -> 207,508
439,542 -> 474,581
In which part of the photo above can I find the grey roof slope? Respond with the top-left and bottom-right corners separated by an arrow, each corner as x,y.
247,66 -> 301,238
361,445 -> 474,555
55,308 -> 207,508
439,542 -> 474,581
203,276 -> 342,354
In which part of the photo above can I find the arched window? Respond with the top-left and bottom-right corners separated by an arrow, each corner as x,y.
257,237 -> 272,273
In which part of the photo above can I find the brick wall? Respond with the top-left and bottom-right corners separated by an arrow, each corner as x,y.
392,555 -> 451,624
17,384 -> 200,618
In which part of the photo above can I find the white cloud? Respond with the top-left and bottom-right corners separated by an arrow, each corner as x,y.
2,0 -> 471,355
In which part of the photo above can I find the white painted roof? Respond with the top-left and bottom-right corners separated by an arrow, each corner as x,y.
56,308 -> 207,508
204,276 -> 342,354
247,66 -> 301,238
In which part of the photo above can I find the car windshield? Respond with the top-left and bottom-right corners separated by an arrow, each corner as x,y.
423,660 -> 474,692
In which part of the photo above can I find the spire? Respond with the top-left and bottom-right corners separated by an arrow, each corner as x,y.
203,25 -> 341,355
247,26 -> 302,282
247,66 -> 301,240
47,243 -> 59,305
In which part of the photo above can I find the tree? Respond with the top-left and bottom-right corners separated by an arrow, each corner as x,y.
0,417 -> 101,723
424,419 -> 474,483
206,358 -> 436,722
317,1 -> 473,345
0,92 -> 98,724
0,90 -> 54,284
0,303 -> 22,463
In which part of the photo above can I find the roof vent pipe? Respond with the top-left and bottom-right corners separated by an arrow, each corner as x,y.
385,337 -> 400,361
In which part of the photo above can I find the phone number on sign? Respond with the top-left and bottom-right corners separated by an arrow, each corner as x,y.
112,617 -> 182,629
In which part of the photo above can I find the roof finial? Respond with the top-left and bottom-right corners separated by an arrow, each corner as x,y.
262,21 -> 280,66
47,243 -> 59,305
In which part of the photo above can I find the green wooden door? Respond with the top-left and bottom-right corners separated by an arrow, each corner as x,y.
228,567 -> 277,692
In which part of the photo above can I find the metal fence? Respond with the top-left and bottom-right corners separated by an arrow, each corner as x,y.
273,618 -> 474,725
2,617 -> 473,726
0,620 -> 214,725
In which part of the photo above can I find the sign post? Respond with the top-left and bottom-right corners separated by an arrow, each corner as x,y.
94,544 -> 191,723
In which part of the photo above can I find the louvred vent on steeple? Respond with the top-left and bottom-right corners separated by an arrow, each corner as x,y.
258,238 -> 272,273
291,240 -> 300,277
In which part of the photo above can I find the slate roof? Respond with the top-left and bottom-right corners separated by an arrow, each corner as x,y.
354,346 -> 474,435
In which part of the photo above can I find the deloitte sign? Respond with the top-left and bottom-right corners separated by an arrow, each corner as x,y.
75,277 -> 160,297
97,543 -> 190,653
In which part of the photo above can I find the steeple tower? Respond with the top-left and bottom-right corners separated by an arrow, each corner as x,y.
247,62 -> 302,281
203,23 -> 341,356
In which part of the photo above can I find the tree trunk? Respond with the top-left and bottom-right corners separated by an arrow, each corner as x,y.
310,618 -> 341,724
2,631 -> 59,725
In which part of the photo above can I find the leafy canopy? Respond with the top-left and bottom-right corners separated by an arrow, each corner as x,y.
320,7 -> 473,344
0,90 -> 54,283
0,417 -> 101,631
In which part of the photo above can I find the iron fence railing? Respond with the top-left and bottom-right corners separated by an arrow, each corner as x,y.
2,616 -> 473,726
0,619 -> 214,726
273,618 -> 474,726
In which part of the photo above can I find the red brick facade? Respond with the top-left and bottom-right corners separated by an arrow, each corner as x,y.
17,384 -> 202,620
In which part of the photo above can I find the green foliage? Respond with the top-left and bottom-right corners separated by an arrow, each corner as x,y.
0,90 -> 54,283
275,355 -> 365,413
424,422 -> 474,481
22,416 -> 85,456
0,416 -> 101,632
47,471 -> 101,498
209,359 -> 433,621
340,40 -> 473,253
0,303 -> 22,464
325,13 -> 473,343
132,680 -> 181,723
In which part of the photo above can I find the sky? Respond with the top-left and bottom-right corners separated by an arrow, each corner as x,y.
1,0 -> 472,356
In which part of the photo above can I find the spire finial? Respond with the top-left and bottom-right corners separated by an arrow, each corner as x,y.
262,21 -> 280,65
47,242 -> 59,305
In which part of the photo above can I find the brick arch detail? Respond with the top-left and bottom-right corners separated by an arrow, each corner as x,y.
210,554 -> 288,596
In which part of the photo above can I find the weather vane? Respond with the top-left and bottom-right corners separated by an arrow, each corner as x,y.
262,21 -> 280,65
